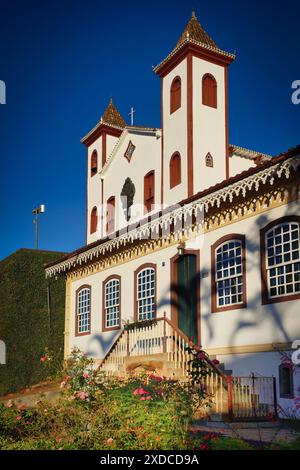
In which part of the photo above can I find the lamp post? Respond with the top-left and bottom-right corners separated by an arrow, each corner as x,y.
32,204 -> 45,250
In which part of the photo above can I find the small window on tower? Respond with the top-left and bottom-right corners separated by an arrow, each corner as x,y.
91,150 -> 98,177
144,171 -> 155,213
106,196 -> 115,234
202,74 -> 217,108
90,207 -> 98,234
170,152 -> 181,188
170,77 -> 181,114
205,152 -> 214,168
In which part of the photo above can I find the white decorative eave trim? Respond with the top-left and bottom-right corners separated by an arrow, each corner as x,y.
45,155 -> 300,278
153,37 -> 235,73
80,119 -> 125,144
230,144 -> 272,161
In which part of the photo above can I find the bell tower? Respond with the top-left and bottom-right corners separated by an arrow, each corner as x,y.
154,12 -> 235,207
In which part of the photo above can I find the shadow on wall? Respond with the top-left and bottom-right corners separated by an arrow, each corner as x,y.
85,330 -> 121,359
158,203 -> 300,348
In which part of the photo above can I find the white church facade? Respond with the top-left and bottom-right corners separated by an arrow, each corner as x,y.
46,13 -> 300,419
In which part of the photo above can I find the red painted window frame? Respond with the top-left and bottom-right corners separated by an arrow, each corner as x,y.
170,76 -> 181,114
90,206 -> 98,234
202,74 -> 217,109
144,171 -> 155,214
170,152 -> 182,189
106,196 -> 115,234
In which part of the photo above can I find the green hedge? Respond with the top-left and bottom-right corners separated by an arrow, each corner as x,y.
0,249 -> 66,396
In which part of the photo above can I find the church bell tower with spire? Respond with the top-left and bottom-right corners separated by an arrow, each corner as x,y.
154,11 -> 235,206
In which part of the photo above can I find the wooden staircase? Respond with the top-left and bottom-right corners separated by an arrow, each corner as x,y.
99,316 -> 230,417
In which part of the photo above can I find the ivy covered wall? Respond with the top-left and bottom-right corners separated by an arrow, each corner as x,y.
0,249 -> 66,395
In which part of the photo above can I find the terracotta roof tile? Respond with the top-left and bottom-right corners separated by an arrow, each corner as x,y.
101,99 -> 127,128
176,11 -> 217,49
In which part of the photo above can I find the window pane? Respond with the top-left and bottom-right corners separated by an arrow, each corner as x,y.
77,288 -> 91,333
215,239 -> 244,308
137,268 -> 155,320
266,222 -> 300,299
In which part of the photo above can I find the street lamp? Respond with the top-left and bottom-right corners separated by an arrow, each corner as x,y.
32,204 -> 45,250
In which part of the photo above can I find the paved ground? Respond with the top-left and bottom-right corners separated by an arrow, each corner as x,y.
190,420 -> 300,443
0,381 -> 61,407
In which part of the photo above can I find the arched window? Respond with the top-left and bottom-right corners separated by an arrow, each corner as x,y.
170,152 -> 181,188
91,150 -> 98,176
211,235 -> 247,312
103,276 -> 121,331
76,286 -> 91,336
90,207 -> 98,234
202,74 -> 217,108
144,171 -> 155,213
106,196 -> 115,234
261,216 -> 300,304
170,76 -> 181,114
135,264 -> 156,321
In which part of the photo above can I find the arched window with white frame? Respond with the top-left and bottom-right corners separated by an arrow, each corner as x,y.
261,217 -> 300,303
135,264 -> 156,321
76,286 -> 91,336
103,276 -> 121,331
211,235 -> 247,312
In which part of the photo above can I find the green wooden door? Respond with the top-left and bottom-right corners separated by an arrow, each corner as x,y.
176,254 -> 198,344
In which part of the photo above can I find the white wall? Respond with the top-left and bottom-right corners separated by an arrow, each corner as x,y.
87,133 -> 120,244
163,58 -> 188,206
229,153 -> 256,177
102,129 -> 162,236
193,56 -> 227,193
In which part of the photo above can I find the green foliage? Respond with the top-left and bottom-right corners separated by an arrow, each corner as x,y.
0,349 -> 195,450
0,249 -> 66,395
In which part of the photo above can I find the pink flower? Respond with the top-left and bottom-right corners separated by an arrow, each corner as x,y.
17,403 -> 25,411
107,438 -> 114,445
60,380 -> 66,388
4,400 -> 13,408
82,373 -> 89,379
76,391 -> 89,400
16,415 -> 22,421
40,355 -> 50,363
133,387 -> 150,396
140,396 -> 152,401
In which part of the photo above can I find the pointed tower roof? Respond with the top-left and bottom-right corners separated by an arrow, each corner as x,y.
101,98 -> 127,128
176,11 -> 217,49
154,11 -> 235,76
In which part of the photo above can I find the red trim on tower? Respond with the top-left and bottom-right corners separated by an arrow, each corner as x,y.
187,53 -> 194,198
225,66 -> 229,179
102,132 -> 107,167
161,78 -> 164,206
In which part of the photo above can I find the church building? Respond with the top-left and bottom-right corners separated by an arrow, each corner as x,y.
45,13 -> 300,420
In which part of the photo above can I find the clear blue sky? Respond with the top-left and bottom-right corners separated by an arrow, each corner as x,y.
0,0 -> 299,260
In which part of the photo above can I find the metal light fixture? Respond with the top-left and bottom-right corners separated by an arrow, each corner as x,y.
177,241 -> 186,257
32,204 -> 46,250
